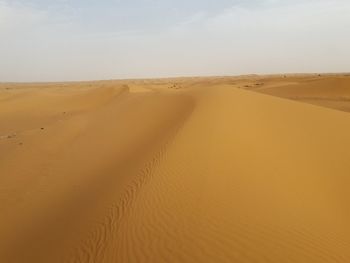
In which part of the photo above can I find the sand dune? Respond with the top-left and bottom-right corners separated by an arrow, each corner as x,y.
246,75 -> 350,112
1,75 -> 350,262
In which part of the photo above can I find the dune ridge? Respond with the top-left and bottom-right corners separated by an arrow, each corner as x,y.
1,75 -> 350,262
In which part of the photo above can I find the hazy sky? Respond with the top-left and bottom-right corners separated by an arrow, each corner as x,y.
1,0 -> 349,81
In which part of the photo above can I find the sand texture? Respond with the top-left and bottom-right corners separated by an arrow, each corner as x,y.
1,74 -> 350,262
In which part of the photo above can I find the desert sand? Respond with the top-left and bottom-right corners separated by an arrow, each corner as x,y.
1,74 -> 350,262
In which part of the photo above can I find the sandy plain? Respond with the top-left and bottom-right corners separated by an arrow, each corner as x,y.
1,74 -> 350,262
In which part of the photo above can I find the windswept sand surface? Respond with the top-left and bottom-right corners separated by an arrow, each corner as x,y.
1,75 -> 350,262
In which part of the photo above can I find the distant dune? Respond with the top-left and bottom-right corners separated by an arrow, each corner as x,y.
1,75 -> 350,262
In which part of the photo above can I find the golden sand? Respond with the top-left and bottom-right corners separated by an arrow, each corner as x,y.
1,75 -> 350,262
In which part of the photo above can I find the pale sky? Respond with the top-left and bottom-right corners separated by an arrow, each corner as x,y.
0,0 -> 349,81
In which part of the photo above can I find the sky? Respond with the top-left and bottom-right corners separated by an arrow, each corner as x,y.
0,0 -> 349,81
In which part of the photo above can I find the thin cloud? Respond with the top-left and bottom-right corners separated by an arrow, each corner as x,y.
0,0 -> 349,81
